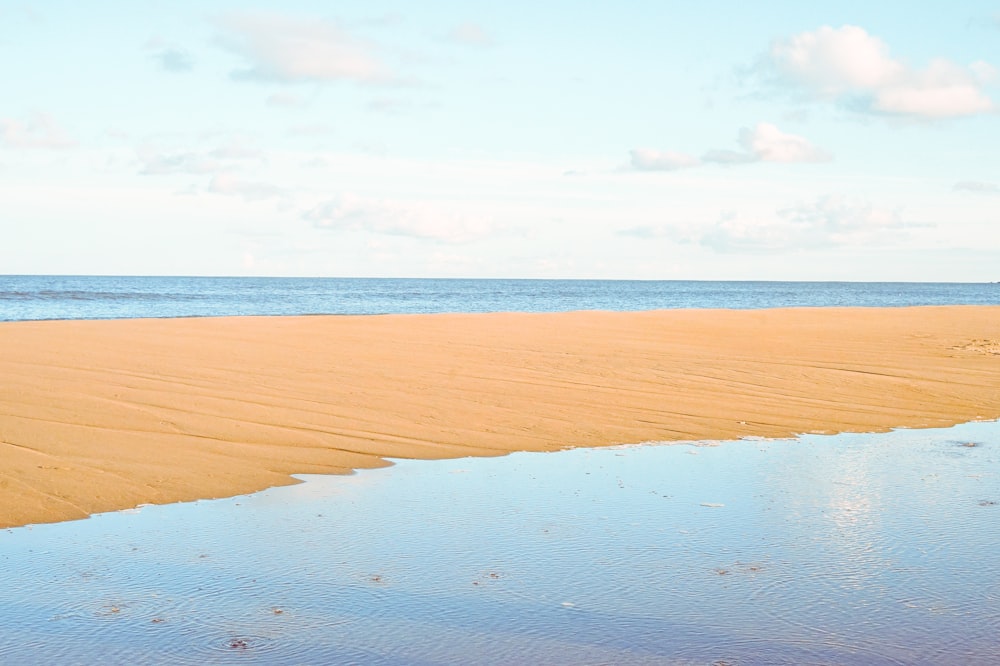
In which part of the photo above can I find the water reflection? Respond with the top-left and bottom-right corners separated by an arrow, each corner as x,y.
1,422 -> 998,664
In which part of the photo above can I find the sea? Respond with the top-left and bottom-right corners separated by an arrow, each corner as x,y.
2,276 -> 999,665
1,275 -> 999,321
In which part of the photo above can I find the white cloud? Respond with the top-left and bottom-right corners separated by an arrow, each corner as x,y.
769,25 -> 996,118
703,123 -> 830,164
208,173 -> 287,201
217,12 -> 390,84
304,193 -> 495,243
634,123 -> 828,171
629,148 -> 699,171
771,25 -> 902,95
738,123 -> 830,163
875,60 -> 995,117
446,22 -> 494,46
208,137 -> 263,161
954,180 -> 1000,194
266,92 -> 305,107
0,112 -> 75,149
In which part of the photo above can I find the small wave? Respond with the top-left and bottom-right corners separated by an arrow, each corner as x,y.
0,290 -> 215,302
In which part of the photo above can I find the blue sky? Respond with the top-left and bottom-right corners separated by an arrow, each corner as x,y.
1,1 -> 998,280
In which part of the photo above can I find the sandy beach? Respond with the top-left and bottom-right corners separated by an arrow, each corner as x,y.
1,305 -> 999,529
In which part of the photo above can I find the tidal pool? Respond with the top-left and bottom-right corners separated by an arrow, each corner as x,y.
2,422 -> 998,665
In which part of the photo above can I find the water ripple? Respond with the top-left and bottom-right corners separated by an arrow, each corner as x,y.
2,421 -> 999,663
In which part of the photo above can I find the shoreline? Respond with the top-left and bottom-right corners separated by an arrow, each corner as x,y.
2,305 -> 999,529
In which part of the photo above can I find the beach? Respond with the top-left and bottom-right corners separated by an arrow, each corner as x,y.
2,305 -> 999,529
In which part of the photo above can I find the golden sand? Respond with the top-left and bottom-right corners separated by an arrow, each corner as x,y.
2,306 -> 999,528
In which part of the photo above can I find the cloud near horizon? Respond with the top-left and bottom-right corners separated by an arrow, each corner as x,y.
768,25 -> 996,118
208,173 -> 287,202
705,197 -> 918,252
304,193 -> 495,243
216,12 -> 391,84
954,180 -> 1000,194
621,196 -> 917,253
0,112 -> 75,149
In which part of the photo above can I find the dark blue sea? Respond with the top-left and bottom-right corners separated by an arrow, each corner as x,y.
1,275 -> 998,321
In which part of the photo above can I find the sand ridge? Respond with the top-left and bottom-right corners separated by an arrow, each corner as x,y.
2,305 -> 999,529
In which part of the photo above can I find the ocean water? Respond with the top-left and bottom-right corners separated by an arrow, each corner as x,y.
1,422 -> 998,665
1,275 -> 999,321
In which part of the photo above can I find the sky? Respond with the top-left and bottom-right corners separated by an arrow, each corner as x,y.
1,1 -> 998,280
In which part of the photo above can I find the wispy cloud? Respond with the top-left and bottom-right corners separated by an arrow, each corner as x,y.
138,150 -> 222,175
137,138 -> 264,175
216,12 -> 391,84
629,149 -> 699,171
700,197 -> 916,252
367,97 -> 409,114
954,180 -> 1000,194
445,22 -> 494,47
618,226 -> 680,239
266,92 -> 305,107
153,48 -> 194,72
622,197 -> 920,253
286,123 -> 334,136
699,149 -> 755,165
208,173 -> 287,202
766,25 -> 996,118
208,137 -> 264,161
304,193 -> 495,243
0,112 -> 75,149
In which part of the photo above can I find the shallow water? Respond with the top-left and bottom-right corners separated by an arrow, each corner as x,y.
2,422 -> 999,665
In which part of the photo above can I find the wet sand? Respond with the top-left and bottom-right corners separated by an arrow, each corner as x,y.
2,306 -> 999,529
